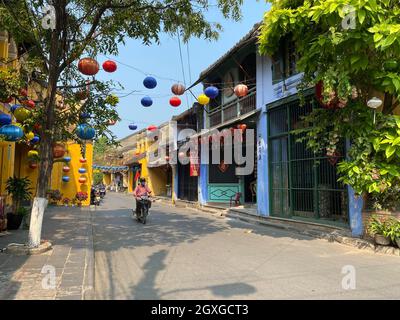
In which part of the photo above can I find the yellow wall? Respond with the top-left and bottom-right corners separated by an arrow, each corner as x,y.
50,142 -> 93,206
131,132 -> 170,197
1,32 -> 94,207
148,167 -> 167,196
13,142 -> 93,206
103,173 -> 111,186
0,31 -> 16,205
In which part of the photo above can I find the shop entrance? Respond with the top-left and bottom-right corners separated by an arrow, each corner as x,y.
268,96 -> 348,224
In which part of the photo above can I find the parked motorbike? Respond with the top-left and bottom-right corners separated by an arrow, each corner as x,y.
90,187 -> 101,206
99,185 -> 106,199
134,195 -> 150,224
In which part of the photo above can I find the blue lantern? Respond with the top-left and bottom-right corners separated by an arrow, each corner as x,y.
143,76 -> 157,89
80,112 -> 91,119
76,123 -> 96,140
30,135 -> 40,144
0,114 -> 12,126
62,176 -> 70,182
64,156 -> 71,163
129,123 -> 138,130
204,86 -> 219,99
0,124 -> 24,141
141,96 -> 153,107
10,104 -> 20,113
78,168 -> 86,174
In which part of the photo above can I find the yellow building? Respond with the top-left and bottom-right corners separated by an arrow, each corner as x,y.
0,32 -> 93,207
106,123 -> 173,198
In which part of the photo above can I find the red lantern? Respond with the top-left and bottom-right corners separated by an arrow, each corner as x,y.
53,144 -> 66,158
234,84 -> 249,97
171,83 -> 186,96
29,162 -> 38,169
78,58 -> 99,76
1,97 -> 13,103
102,60 -> 117,73
33,123 -> 42,132
79,177 -> 87,184
25,100 -> 35,109
108,119 -> 116,126
237,124 -> 247,131
169,96 -> 181,107
79,158 -> 87,163
20,88 -> 28,97
63,166 -> 70,173
147,125 -> 157,132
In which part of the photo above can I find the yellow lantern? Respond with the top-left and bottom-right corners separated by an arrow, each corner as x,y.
197,94 -> 210,105
28,150 -> 39,158
25,131 -> 35,140
14,107 -> 31,122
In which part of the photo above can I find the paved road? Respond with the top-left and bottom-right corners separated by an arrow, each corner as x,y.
93,193 -> 400,299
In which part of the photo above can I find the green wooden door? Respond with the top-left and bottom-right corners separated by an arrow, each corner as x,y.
268,95 -> 348,224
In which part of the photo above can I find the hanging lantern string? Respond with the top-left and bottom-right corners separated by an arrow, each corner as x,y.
100,55 -> 256,89
101,54 -> 181,83
112,80 -> 257,99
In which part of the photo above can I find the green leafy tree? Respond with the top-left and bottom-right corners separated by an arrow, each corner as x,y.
259,0 -> 400,210
0,0 -> 244,247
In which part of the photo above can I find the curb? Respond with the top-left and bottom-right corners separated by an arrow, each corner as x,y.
226,211 -> 400,257
5,241 -> 52,255
83,208 -> 95,300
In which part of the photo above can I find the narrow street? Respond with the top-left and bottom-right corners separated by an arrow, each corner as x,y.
93,193 -> 400,299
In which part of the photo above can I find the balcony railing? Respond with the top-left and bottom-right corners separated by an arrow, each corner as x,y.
207,87 -> 256,128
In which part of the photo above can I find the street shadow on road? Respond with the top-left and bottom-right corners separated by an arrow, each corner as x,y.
132,249 -> 257,300
92,208 -> 227,249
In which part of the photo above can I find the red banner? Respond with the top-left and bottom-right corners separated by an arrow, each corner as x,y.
189,149 -> 199,177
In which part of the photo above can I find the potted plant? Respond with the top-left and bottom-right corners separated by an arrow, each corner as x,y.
48,189 -> 63,205
5,176 -> 32,230
62,197 -> 71,207
75,192 -> 88,207
385,218 -> 400,248
368,215 -> 391,246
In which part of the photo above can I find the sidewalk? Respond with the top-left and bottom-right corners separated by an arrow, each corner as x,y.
0,205 -> 94,300
154,196 -> 400,257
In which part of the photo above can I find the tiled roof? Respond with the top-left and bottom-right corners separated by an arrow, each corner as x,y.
197,22 -> 261,81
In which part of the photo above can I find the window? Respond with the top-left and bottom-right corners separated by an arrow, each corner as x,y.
272,37 -> 298,84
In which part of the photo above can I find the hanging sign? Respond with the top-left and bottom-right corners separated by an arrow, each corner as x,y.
189,148 -> 199,177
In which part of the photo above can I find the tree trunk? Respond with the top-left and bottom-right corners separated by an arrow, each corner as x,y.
383,92 -> 394,115
28,6 -> 62,247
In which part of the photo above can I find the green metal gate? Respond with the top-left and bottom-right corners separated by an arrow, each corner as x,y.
268,95 -> 348,224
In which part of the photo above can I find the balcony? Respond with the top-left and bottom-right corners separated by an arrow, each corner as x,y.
208,87 -> 256,128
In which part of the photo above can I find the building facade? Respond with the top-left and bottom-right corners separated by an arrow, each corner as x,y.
0,31 -> 93,207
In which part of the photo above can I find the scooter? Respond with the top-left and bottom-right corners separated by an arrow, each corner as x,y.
134,195 -> 150,224
99,186 -> 106,199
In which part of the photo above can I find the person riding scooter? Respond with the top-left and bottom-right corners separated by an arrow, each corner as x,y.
134,178 -> 152,216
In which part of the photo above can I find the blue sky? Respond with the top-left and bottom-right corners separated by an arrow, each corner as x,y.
98,1 -> 270,139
